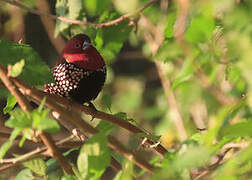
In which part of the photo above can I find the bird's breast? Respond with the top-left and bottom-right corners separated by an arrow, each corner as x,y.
51,61 -> 106,103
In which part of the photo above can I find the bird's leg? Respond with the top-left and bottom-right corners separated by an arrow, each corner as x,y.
87,102 -> 97,121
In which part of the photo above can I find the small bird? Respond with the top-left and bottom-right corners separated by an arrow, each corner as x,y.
44,34 -> 106,104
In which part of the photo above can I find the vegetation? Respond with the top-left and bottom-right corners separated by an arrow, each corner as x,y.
0,0 -> 251,179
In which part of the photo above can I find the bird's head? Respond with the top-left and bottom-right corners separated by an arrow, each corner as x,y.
60,34 -> 105,70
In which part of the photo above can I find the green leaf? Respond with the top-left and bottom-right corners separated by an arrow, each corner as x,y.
174,146 -> 210,169
0,128 -> 22,159
62,175 -> 78,180
14,169 -> 34,180
135,133 -> 161,142
3,94 -> 17,114
171,59 -> 195,89
9,59 -> 25,77
154,40 -> 183,62
102,94 -> 112,112
0,141 -> 12,160
33,116 -> 60,133
219,122 -> 252,138
185,6 -> 214,43
32,108 -> 60,133
84,0 -> 110,16
100,21 -> 132,62
37,97 -> 46,113
114,160 -> 134,180
6,109 -> 32,129
23,158 -> 47,176
96,121 -> 115,134
114,112 -> 135,123
164,12 -> 177,38
0,40 -> 53,85
113,0 -> 138,14
77,132 -> 110,180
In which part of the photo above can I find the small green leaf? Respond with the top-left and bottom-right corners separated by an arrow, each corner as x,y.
114,161 -> 134,180
14,169 -> 34,180
100,21 -> 132,62
154,40 -> 183,62
9,59 -> 25,77
164,12 -> 177,38
31,108 -> 60,133
62,175 -> 78,180
37,97 -> 46,113
0,128 -> 22,159
6,109 -> 32,129
220,122 -> 252,138
0,141 -> 12,159
171,59 -> 195,89
114,112 -> 135,123
23,158 -> 47,176
84,0 -> 111,16
34,116 -> 60,133
102,94 -> 112,112
135,133 -> 161,142
3,94 -> 17,114
96,121 -> 115,134
77,132 -> 110,179
113,0 -> 138,14
174,146 -> 210,169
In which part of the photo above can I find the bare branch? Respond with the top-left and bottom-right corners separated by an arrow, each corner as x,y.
1,0 -> 158,28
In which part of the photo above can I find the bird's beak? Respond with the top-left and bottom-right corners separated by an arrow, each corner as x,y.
82,41 -> 91,51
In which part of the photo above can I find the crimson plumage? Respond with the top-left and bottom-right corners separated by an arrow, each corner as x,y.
44,34 -> 106,104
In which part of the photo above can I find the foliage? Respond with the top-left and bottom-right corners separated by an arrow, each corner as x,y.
0,0 -> 252,179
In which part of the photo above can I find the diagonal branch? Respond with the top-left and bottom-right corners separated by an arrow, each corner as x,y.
0,65 -> 73,174
1,0 -> 158,28
12,77 -> 167,157
3,67 -> 156,174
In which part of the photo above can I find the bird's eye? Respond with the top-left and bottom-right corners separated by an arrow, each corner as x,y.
74,44 -> 81,48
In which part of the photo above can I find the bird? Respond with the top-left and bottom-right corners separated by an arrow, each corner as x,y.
44,34 -> 106,105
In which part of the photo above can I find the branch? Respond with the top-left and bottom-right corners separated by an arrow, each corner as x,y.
0,65 -> 73,174
12,77 -> 167,157
0,135 -> 75,164
193,148 -> 232,180
39,132 -> 73,174
5,69 -> 156,173
1,0 -> 158,28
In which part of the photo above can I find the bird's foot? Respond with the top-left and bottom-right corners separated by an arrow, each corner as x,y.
87,102 -> 97,121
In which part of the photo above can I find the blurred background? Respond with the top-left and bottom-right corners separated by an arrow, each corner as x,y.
0,0 -> 252,179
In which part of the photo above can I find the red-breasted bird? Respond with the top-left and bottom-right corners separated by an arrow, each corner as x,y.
44,34 -> 106,104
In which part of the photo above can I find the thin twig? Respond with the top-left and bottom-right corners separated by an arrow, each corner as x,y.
193,148 -> 232,180
0,135 -> 75,164
154,62 -> 188,141
1,0 -> 158,28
